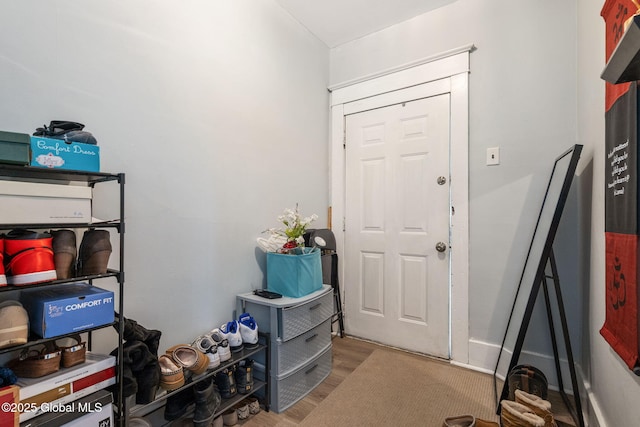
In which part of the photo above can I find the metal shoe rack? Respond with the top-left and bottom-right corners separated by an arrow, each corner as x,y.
0,164 -> 126,426
128,332 -> 270,425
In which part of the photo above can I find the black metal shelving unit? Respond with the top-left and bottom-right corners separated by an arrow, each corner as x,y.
0,164 -> 126,426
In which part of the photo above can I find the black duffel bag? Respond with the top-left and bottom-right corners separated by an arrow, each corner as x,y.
33,120 -> 97,145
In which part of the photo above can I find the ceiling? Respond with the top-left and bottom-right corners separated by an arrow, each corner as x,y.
275,0 -> 458,48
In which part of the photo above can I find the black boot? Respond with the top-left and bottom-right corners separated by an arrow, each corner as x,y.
135,362 -> 160,404
115,341 -> 160,405
193,377 -> 221,427
214,367 -> 237,399
235,359 -> 254,394
164,378 -> 194,421
109,361 -> 137,402
115,314 -> 162,356
108,346 -> 138,402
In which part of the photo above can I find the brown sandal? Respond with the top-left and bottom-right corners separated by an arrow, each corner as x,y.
8,343 -> 61,378
56,334 -> 86,368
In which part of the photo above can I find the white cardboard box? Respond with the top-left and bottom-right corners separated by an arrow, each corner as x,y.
63,402 -> 113,427
19,390 -> 113,427
16,353 -> 116,422
0,180 -> 91,224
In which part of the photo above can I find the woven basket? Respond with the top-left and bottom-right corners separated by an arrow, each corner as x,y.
8,346 -> 61,378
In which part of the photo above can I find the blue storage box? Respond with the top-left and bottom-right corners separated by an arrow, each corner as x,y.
267,247 -> 322,298
30,136 -> 100,172
20,283 -> 114,338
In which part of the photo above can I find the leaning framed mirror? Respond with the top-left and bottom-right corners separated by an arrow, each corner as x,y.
492,144 -> 583,424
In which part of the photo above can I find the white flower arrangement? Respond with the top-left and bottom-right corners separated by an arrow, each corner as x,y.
257,204 -> 318,253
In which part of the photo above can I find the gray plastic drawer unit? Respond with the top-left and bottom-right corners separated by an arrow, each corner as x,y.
275,318 -> 331,377
238,285 -> 333,413
272,344 -> 332,412
279,290 -> 333,341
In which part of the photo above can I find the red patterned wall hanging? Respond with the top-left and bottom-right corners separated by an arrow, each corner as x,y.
601,0 -> 640,373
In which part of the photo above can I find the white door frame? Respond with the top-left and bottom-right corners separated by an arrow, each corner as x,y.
329,44 -> 472,364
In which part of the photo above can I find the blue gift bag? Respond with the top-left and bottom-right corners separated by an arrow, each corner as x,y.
266,247 -> 322,298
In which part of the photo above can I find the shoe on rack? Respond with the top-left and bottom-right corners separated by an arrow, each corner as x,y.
193,376 -> 222,427
209,328 -> 232,362
212,415 -> 224,427
51,229 -> 76,280
0,300 -> 28,349
222,408 -> 238,427
0,236 -> 6,286
3,229 -> 57,286
234,401 -> 250,421
220,321 -> 243,353
238,313 -> 258,349
214,367 -> 237,399
234,359 -> 254,395
134,360 -> 160,405
158,354 -> 185,391
129,418 -> 152,427
247,396 -> 260,415
164,377 -> 195,421
192,334 -> 221,370
501,400 -> 545,427
55,334 -> 86,368
77,229 -> 112,276
166,344 -> 209,376
8,343 -> 61,378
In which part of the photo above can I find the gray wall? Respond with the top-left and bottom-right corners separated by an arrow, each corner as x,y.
330,0 -> 640,425
0,0 -> 330,352
331,0 -> 579,374
331,0 -> 640,426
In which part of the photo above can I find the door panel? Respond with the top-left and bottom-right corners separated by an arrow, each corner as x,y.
344,94 -> 451,358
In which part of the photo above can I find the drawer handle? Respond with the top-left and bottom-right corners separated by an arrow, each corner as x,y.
305,364 -> 318,375
305,333 -> 318,343
309,303 -> 322,311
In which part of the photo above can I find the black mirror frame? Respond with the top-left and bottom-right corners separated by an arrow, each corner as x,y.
492,144 -> 584,425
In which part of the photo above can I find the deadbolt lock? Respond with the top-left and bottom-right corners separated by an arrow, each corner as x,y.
437,176 -> 447,185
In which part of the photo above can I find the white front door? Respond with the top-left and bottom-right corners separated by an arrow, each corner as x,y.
344,94 -> 451,358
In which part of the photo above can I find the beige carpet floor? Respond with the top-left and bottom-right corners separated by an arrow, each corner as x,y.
299,348 -> 500,427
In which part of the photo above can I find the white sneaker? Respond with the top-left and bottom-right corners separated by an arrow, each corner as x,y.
220,320 -> 243,353
209,328 -> 232,362
238,313 -> 258,349
192,334 -> 221,370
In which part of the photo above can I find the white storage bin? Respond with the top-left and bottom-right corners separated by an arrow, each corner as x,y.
0,180 -> 91,224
